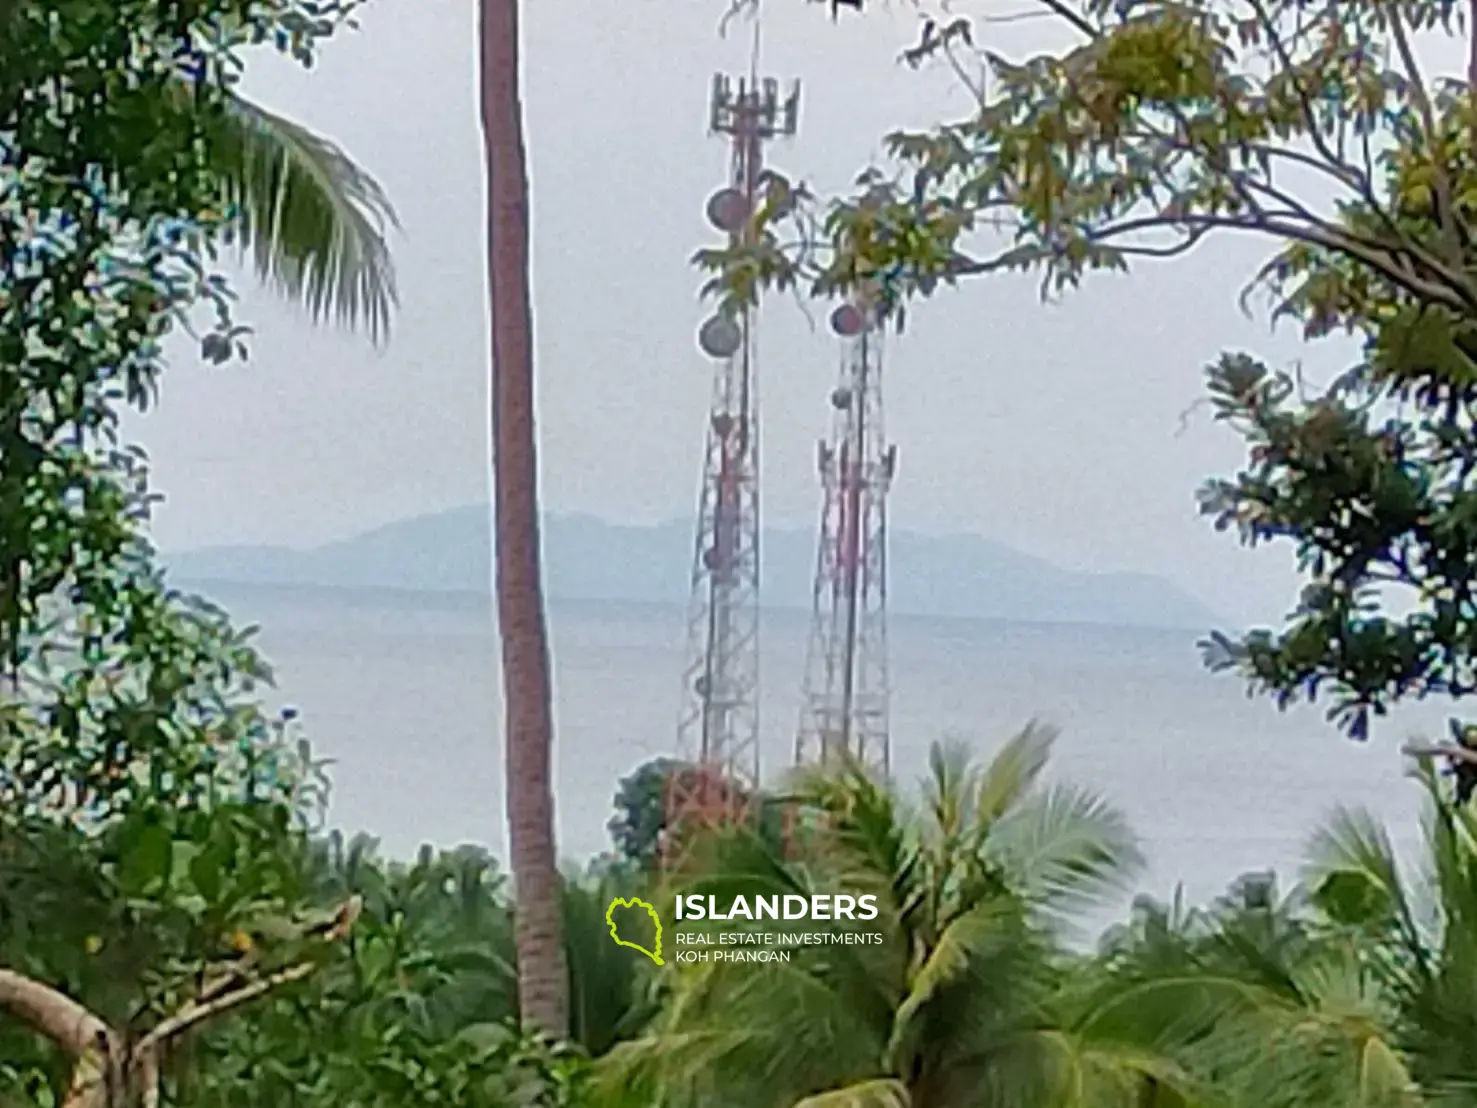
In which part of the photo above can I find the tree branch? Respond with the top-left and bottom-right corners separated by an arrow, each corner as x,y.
141,896 -> 361,1050
1385,2 -> 1468,261
0,969 -> 108,1059
138,959 -> 318,1051
1403,742 -> 1477,765
1031,0 -> 1096,40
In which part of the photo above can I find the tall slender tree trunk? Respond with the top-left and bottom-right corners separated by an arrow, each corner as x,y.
477,0 -> 568,1037
1470,0 -> 1477,93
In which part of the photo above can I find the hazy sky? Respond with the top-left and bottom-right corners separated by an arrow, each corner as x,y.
125,0 -> 1461,627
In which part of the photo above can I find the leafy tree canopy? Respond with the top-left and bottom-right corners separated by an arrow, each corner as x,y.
0,3 -> 527,1106
608,758 -> 691,870
709,0 -> 1477,741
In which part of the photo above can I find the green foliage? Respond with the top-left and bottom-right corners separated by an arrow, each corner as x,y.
1087,766 -> 1477,1108
608,758 -> 789,872
609,758 -> 690,869
186,836 -> 592,1108
1191,341 -> 1477,737
695,1 -> 1477,745
0,0 -> 364,667
214,92 -> 399,343
708,1 -> 1477,318
0,3 -> 373,1098
563,865 -> 665,1056
0,4 -> 531,1106
1182,42 -> 1477,735
604,725 -> 1145,1108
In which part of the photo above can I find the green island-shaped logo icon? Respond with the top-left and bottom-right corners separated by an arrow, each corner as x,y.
605,896 -> 664,965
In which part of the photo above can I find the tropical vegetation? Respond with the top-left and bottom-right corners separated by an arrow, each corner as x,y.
16,1 -> 1477,1108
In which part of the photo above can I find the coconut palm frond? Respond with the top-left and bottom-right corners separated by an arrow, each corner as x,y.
1070,978 -> 1357,1108
1009,1031 -> 1202,1108
1305,805 -> 1426,962
216,91 -> 399,344
923,736 -> 978,841
961,1027 -> 1199,1108
1306,806 -> 1404,912
884,896 -> 1030,1069
626,962 -> 887,1106
987,783 -> 1144,915
1076,975 -> 1281,1055
595,1028 -> 767,1106
793,1078 -> 910,1108
1351,1031 -> 1420,1108
972,722 -> 1056,828
790,760 -> 924,925
1097,887 -> 1207,972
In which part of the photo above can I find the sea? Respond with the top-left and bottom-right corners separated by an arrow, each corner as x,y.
197,581 -> 1448,933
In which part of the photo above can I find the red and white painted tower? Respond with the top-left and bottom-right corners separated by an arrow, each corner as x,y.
665,74 -> 799,871
795,297 -> 895,777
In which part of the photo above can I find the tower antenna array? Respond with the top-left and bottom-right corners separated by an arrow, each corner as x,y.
664,73 -> 800,872
794,295 -> 896,777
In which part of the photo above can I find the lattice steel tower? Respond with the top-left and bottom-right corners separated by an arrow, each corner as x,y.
666,74 -> 800,869
795,298 -> 896,776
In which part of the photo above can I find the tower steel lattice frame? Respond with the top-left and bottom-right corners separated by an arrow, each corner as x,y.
794,304 -> 896,779
664,74 -> 800,874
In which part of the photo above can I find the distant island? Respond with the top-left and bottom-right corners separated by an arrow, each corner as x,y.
166,506 -> 1224,631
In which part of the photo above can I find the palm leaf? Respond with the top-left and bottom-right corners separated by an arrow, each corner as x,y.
789,759 -> 924,948
792,1078 -> 910,1108
595,1029 -> 764,1106
214,91 -> 399,343
1078,975 -> 1413,1108
883,895 -> 1031,1071
1353,1032 -> 1419,1108
961,1028 -> 1200,1108
972,722 -> 1055,828
923,737 -> 976,841
987,783 -> 1144,916
1305,805 -> 1428,971
1075,975 -> 1280,1053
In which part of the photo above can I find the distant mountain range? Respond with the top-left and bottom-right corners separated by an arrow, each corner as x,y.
166,506 -> 1223,631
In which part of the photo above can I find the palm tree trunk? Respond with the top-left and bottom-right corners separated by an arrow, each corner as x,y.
1470,0 -> 1477,93
477,0 -> 569,1037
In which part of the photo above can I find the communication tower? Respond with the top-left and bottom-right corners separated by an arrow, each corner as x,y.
794,296 -> 896,777
664,74 -> 800,872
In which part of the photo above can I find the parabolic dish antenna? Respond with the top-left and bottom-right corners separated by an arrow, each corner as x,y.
698,314 -> 743,359
706,188 -> 750,233
830,302 -> 867,337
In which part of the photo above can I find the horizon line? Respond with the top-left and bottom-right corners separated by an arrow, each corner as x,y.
171,576 -> 1235,638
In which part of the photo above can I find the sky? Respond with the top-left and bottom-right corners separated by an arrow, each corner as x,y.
124,0 -> 1466,628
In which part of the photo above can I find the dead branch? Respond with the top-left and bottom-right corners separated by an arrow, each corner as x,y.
1403,742 -> 1477,766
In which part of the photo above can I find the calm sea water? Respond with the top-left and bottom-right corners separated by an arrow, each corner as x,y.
199,582 -> 1444,925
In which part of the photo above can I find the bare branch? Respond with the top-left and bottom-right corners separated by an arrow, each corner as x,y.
141,897 -> 360,1050
139,960 -> 318,1051
1403,742 -> 1477,765
1032,0 -> 1096,39
0,969 -> 108,1059
133,1044 -> 161,1108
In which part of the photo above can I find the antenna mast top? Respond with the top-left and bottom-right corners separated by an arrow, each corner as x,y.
708,75 -> 801,139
